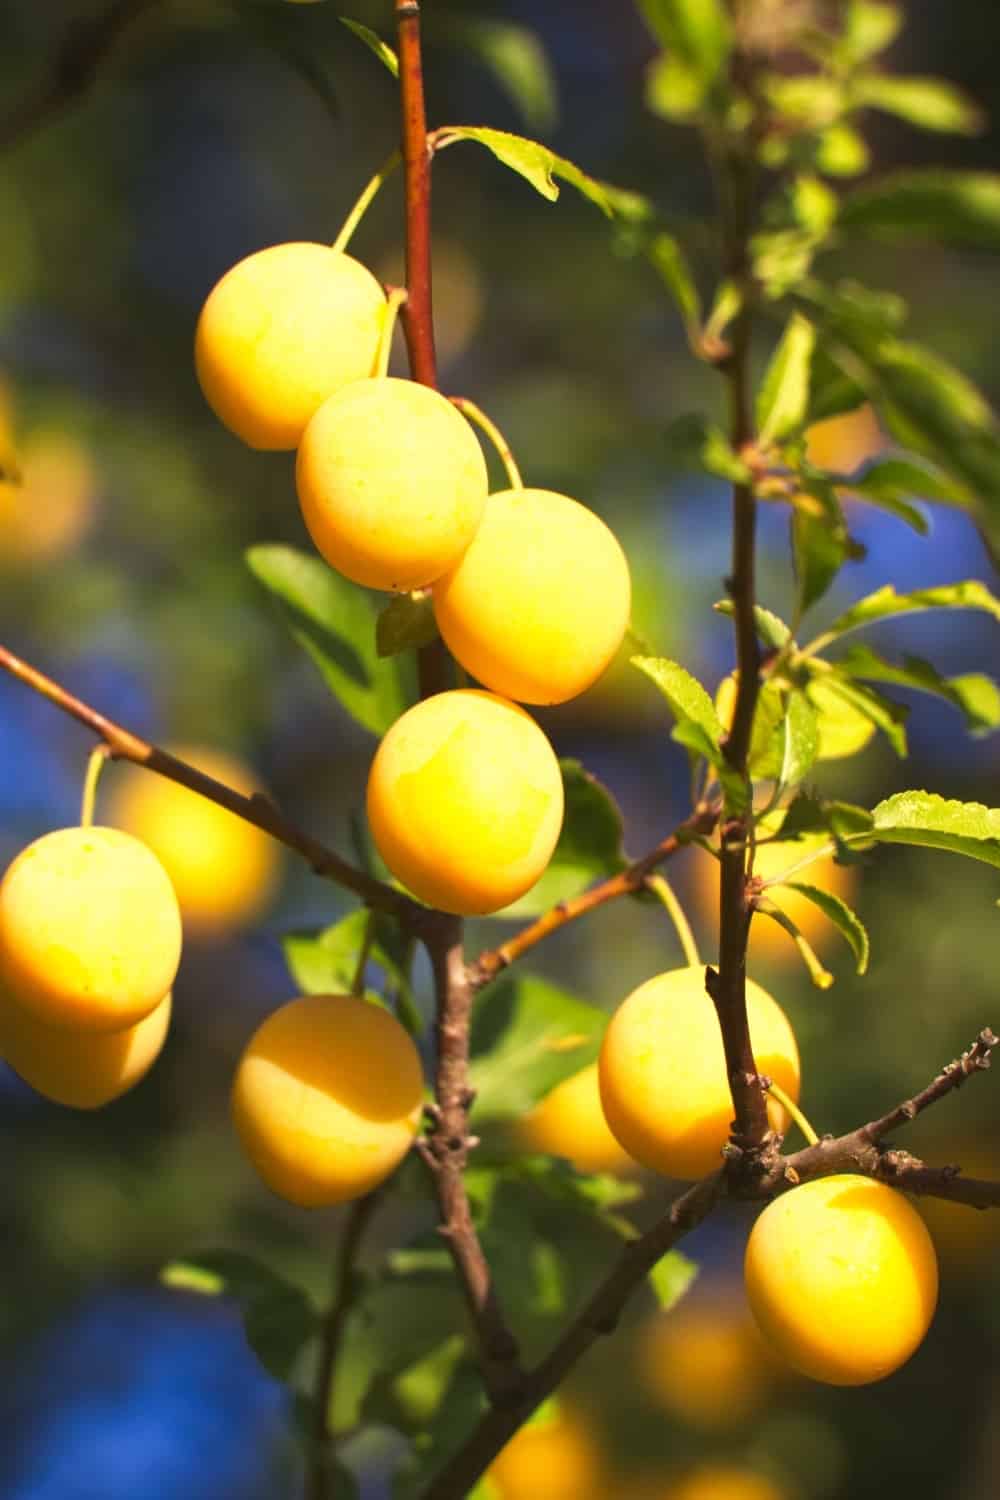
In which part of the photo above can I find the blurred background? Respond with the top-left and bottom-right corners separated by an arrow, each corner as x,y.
1,1 -> 1000,1497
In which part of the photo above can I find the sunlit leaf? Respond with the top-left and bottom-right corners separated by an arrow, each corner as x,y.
648,1250 -> 699,1311
776,883 -> 870,973
433,127 -> 651,221
869,791 -> 1000,868
835,643 -> 1000,736
757,313 -> 816,445
853,74 -> 983,135
339,16 -> 399,76
825,579 -> 1000,638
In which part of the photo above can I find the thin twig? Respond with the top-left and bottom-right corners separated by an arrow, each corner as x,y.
307,1193 -> 382,1500
0,641 -> 418,922
468,804 -> 719,992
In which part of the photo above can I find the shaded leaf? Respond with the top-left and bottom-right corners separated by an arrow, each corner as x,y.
498,760 -> 627,918
757,313 -> 816,445
792,503 -> 850,615
648,233 -> 702,342
836,643 -> 1000,736
665,413 -> 752,483
869,791 -> 1000,868
339,16 -> 398,76
438,19 -> 557,131
161,1251 -> 317,1381
433,126 -> 651,221
649,1250 -> 699,1312
376,592 -> 439,658
778,883 -> 870,973
283,909 -> 370,995
637,0 -> 730,92
247,545 -> 412,735
853,74 -> 983,135
468,975 -> 608,1122
839,170 -> 1000,250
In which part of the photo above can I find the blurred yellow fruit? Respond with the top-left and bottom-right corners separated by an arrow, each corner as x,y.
297,377 -> 488,590
661,1465 -> 790,1500
745,1174 -> 938,1385
433,488 -> 631,705
0,826 -> 182,1033
0,984 -> 171,1109
804,403 -> 884,476
599,965 -> 800,1180
488,1406 -> 605,1500
107,747 -> 280,933
0,429 -> 96,565
690,817 -> 857,966
195,243 -> 386,449
377,238 -> 484,366
231,993 -> 424,1207
916,1139 -> 1000,1270
366,690 -> 564,916
639,1294 -> 782,1428
519,1062 -> 637,1176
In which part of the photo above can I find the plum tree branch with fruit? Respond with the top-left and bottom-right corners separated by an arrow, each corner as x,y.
7,2 -> 1000,1498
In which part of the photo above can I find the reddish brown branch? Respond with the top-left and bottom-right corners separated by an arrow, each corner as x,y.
418,920 -> 525,1405
396,0 -> 437,389
468,805 -> 720,992
0,641 -> 418,922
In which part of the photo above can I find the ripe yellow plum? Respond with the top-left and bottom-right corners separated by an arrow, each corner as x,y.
433,488 -> 631,705
107,747 -> 280,933
297,377 -> 488,591
598,965 -> 800,1180
518,1062 -> 637,1176
232,993 -> 424,1207
639,1292 -> 783,1428
488,1406 -> 605,1500
366,690 -> 563,916
195,243 -> 386,449
662,1466 -> 790,1500
0,429 -> 97,566
0,985 -> 171,1109
0,827 -> 182,1033
744,1174 -> 938,1385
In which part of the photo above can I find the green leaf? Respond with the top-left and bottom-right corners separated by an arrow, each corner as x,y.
841,2 -> 902,63
161,1251 -> 317,1381
835,644 -> 1000,736
438,19 -> 557,132
778,793 -> 875,845
433,127 -> 651,221
376,592 -> 439,658
806,672 -> 908,755
777,883 -> 870,973
712,598 -> 792,649
839,170 -> 1000,251
672,719 -> 749,811
339,16 -> 399,76
647,233 -> 702,344
853,74 -> 983,135
815,121 -> 871,177
283,909 -> 370,995
648,1249 -> 699,1312
645,51 -> 709,121
844,455 -> 967,531
498,760 -> 626,918
665,414 -> 751,483
806,346 -> 869,424
233,2 -> 340,121
247,545 -> 413,736
754,901 -> 835,989
631,656 -> 724,744
468,975 -> 608,1122
636,0 -> 730,90
826,579 -> 1000,638
489,1153 -> 642,1217
792,505 -> 849,615
757,313 -> 817,445
779,690 -> 820,788
869,791 -> 1000,868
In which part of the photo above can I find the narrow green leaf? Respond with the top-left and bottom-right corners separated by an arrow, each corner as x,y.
433,126 -> 651,221
757,313 -> 817,445
498,760 -> 627,918
671,719 -> 749,811
836,643 -> 1000,736
841,2 -> 902,63
846,455 -> 970,530
161,1251 -> 318,1381
247,545 -> 413,735
647,233 -> 702,341
468,976 -> 608,1122
853,74 -> 983,135
437,19 -> 557,132
806,672 -> 908,755
648,1250 -> 699,1312
754,901 -> 835,989
869,791 -> 1000,868
339,16 -> 399,76
839,170 -> 1000,251
779,883 -> 870,973
712,598 -> 792,649
826,579 -> 1000,638
376,592 -> 439,658
779,690 -> 820,788
636,0 -> 730,86
792,506 -> 849,615
631,656 -> 723,744
665,413 -> 752,483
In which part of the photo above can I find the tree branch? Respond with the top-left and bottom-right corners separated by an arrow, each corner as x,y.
0,641 -> 419,923
307,1192 -> 382,1500
468,804 -> 720,992
0,0 -> 162,155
